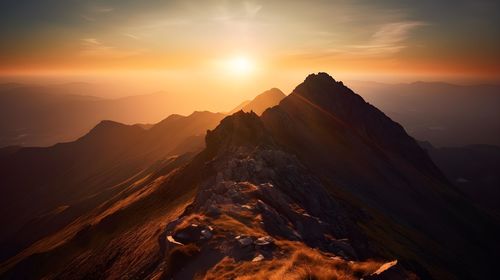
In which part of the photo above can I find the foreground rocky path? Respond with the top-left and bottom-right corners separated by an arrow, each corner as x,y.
151,112 -> 416,279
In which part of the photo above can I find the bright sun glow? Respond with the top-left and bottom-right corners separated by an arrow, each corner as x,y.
227,56 -> 254,75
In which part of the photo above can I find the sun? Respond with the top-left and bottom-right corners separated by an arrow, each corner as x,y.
227,56 -> 254,75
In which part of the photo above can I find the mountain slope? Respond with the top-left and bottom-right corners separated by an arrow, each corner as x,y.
261,73 -> 498,278
0,111 -> 225,263
229,88 -> 286,115
1,111 -> 411,280
0,84 -> 196,147
1,73 -> 498,279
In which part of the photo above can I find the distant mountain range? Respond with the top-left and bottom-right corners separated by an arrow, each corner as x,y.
0,84 -> 286,147
348,81 -> 500,147
1,73 -> 498,279
1,81 -> 498,148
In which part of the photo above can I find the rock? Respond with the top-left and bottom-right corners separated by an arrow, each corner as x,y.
330,238 -> 357,259
205,205 -> 221,217
252,254 -> 265,262
241,204 -> 253,210
236,236 -> 253,247
173,224 -> 213,244
365,260 -> 419,280
166,235 -> 183,245
254,236 -> 274,246
201,229 -> 212,240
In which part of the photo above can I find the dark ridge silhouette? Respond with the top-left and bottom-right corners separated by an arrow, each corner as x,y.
229,88 -> 286,115
0,84 -> 194,147
0,111 -> 225,262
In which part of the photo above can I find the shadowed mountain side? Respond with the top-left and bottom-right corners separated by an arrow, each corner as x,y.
229,88 -> 286,115
261,72 -> 499,278
0,111 -> 225,262
0,111 -> 412,280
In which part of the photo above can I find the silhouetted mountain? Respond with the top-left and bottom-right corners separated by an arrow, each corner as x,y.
1,74 -> 498,279
227,100 -> 251,114
0,111 -> 224,263
229,88 -> 286,115
261,73 -> 498,278
421,142 -> 500,215
0,84 -> 196,147
349,81 -> 500,146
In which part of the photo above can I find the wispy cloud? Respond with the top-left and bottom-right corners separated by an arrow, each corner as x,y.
289,20 -> 428,60
345,21 -> 427,56
80,38 -> 143,58
123,33 -> 140,40
81,15 -> 95,22
213,1 -> 263,21
80,38 -> 113,56
244,2 -> 262,18
81,4 -> 114,22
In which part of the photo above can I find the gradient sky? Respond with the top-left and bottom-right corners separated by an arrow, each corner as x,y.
0,0 -> 499,107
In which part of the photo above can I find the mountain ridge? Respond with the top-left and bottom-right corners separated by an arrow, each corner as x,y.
229,88 -> 286,115
1,73 -> 498,279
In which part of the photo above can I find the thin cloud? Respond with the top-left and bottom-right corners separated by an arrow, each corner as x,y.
372,21 -> 427,46
81,15 -> 96,22
288,20 -> 428,60
80,38 -> 144,58
213,1 -> 262,21
352,21 -> 428,56
244,2 -> 262,18
123,33 -> 140,40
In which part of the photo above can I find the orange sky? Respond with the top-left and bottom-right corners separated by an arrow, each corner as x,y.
0,0 -> 499,107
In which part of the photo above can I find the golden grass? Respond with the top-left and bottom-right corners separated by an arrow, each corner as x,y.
204,241 -> 383,280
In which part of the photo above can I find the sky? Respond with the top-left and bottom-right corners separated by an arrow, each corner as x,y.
0,0 -> 499,108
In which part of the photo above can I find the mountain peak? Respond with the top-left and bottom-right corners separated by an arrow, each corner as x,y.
230,88 -> 286,115
81,120 -> 144,143
294,72 -> 354,104
88,120 -> 134,135
261,87 -> 285,98
304,72 -> 337,84
205,111 -> 273,153
268,72 -> 443,178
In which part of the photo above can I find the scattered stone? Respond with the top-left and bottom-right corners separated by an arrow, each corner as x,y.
241,204 -> 253,210
254,236 -> 273,246
252,254 -> 265,262
206,205 -> 221,217
166,235 -> 183,245
237,236 -> 253,247
330,239 -> 357,259
365,260 -> 419,280
201,229 -> 212,240
372,260 -> 398,276
173,224 -> 213,244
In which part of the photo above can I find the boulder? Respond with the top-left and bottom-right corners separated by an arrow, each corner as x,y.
236,235 -> 253,247
254,236 -> 274,246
